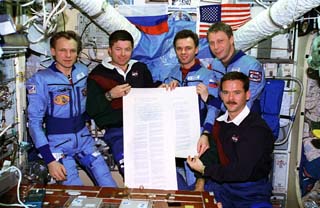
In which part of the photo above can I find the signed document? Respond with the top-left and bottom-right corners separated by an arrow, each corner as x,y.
123,87 -> 200,190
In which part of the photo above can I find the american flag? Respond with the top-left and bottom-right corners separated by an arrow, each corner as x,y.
197,4 -> 251,38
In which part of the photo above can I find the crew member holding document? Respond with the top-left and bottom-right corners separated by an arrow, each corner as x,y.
187,72 -> 274,208
163,29 -> 220,188
86,30 -> 161,177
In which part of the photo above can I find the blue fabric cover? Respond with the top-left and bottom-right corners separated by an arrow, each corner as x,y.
260,79 -> 285,138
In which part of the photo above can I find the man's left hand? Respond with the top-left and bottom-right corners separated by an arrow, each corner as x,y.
196,83 -> 209,102
197,134 -> 209,157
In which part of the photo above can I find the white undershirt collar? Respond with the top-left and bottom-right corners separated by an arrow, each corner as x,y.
217,105 -> 250,126
102,57 -> 137,78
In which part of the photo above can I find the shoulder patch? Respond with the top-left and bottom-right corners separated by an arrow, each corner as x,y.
26,84 -> 36,94
208,79 -> 218,88
249,70 -> 262,82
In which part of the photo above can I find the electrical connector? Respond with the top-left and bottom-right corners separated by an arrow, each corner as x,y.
24,189 -> 46,208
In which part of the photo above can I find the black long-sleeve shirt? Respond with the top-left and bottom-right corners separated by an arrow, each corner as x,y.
86,60 -> 157,129
204,112 -> 274,183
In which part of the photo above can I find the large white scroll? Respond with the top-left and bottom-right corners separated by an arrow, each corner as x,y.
123,86 -> 200,190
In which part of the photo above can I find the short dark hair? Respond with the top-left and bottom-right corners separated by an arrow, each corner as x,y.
207,22 -> 233,39
173,29 -> 199,48
109,30 -> 134,48
220,71 -> 250,92
50,30 -> 82,54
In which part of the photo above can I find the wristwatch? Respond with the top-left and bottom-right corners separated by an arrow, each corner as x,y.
201,164 -> 206,175
201,132 -> 210,138
105,91 -> 113,101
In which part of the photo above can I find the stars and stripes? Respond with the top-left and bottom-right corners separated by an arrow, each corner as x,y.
198,4 -> 251,38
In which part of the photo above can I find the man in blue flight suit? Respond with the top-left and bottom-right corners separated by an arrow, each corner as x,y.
203,22 -> 265,110
194,22 -> 266,191
164,29 -> 220,187
26,31 -> 116,186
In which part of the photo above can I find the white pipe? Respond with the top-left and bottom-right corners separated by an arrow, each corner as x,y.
70,0 -> 319,51
69,0 -> 141,48
234,0 -> 320,51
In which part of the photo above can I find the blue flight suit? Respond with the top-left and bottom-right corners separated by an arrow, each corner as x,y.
164,60 -> 220,133
164,60 -> 220,186
205,50 -> 265,112
26,62 -> 116,187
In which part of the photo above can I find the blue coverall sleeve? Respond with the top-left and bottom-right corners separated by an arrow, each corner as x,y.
246,61 -> 266,108
163,65 -> 181,84
202,104 -> 220,133
201,71 -> 220,133
26,73 -> 54,163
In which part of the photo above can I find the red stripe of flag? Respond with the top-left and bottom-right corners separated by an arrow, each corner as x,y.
198,3 -> 251,38
134,20 -> 169,35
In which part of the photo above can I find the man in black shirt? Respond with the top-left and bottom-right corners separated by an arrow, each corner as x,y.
86,30 -> 160,177
187,72 -> 274,208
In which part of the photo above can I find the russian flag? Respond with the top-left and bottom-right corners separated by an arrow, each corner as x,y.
209,79 -> 218,88
117,5 -> 169,35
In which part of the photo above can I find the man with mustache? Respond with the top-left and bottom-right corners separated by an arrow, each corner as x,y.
187,72 -> 274,208
195,21 -> 266,191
